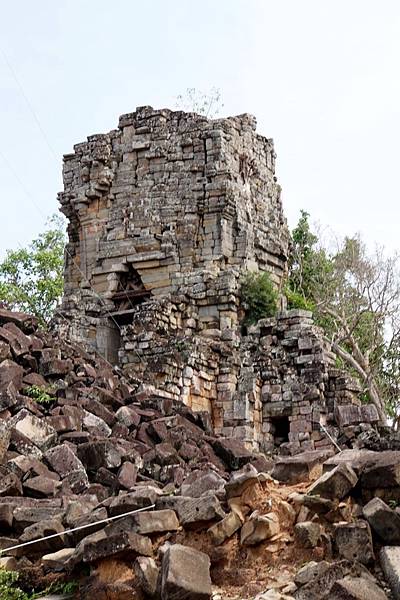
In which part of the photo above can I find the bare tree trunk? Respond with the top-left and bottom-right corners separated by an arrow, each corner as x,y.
330,340 -> 387,424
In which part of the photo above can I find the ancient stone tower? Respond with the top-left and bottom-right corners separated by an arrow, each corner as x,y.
59,106 -> 378,453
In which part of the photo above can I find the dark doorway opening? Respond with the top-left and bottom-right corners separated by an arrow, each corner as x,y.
101,266 -> 152,364
271,416 -> 290,446
112,265 -> 151,312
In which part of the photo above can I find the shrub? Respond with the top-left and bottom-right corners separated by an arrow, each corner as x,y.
24,385 -> 55,405
240,271 -> 278,325
285,286 -> 315,311
0,569 -> 28,600
0,569 -> 79,600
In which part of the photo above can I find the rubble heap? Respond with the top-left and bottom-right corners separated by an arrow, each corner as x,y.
2,307 -> 400,598
57,106 -> 379,453
260,446 -> 400,600
0,306 -> 265,598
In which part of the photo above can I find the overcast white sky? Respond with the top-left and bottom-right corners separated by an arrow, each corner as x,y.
1,1 -> 399,256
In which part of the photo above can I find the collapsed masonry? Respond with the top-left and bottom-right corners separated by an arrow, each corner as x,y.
58,106 -> 379,454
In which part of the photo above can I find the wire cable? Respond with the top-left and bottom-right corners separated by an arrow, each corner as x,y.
2,504 -> 156,554
0,149 -> 146,369
1,48 -> 58,163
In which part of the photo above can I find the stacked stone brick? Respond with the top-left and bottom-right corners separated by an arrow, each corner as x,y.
58,106 -> 379,453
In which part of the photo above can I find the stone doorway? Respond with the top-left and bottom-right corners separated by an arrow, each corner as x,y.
99,266 -> 152,364
270,415 -> 290,446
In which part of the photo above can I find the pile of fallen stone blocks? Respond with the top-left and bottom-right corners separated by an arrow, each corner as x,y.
0,306 -> 277,598
1,306 -> 400,599
264,447 -> 400,599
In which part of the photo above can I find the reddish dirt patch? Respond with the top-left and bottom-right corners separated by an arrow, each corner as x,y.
79,558 -> 141,600
170,478 -> 323,599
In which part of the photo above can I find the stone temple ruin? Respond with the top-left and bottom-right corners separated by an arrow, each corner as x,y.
58,106 -> 379,454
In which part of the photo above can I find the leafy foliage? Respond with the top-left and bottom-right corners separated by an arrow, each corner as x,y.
379,336 -> 400,422
286,209 -> 332,310
287,210 -> 400,422
25,385 -> 55,405
30,580 -> 79,598
0,569 -> 27,600
0,215 -> 65,325
0,569 -> 78,600
284,286 -> 314,311
240,271 -> 278,325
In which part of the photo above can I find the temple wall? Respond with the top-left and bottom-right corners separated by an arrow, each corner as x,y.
58,107 -> 379,453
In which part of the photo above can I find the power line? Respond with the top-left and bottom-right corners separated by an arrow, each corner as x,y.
1,246 -> 119,377
0,56 -> 147,365
0,150 -> 146,369
2,504 -> 156,554
0,149 -> 120,328
0,148 -> 44,217
1,48 -> 58,163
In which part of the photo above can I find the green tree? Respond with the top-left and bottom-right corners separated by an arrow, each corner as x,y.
287,211 -> 400,423
0,215 -> 65,325
286,209 -> 332,310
